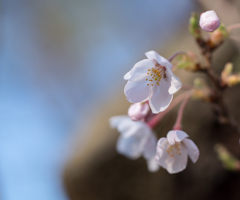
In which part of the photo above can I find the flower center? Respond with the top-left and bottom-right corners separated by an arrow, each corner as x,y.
146,66 -> 165,86
166,142 -> 182,157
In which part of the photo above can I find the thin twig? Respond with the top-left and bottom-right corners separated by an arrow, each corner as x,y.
147,90 -> 193,129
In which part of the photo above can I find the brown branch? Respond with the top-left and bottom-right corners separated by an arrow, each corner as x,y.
196,39 -> 240,135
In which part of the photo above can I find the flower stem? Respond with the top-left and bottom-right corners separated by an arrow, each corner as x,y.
168,51 -> 188,62
147,90 -> 192,129
173,97 -> 190,130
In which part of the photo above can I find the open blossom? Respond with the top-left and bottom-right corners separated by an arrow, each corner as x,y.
199,10 -> 220,32
128,102 -> 150,121
156,130 -> 199,174
124,51 -> 182,114
109,115 -> 160,172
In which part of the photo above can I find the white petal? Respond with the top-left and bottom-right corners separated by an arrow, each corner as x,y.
124,59 -> 155,81
116,135 -> 142,159
109,115 -> 129,129
124,71 -> 131,80
183,138 -> 199,163
149,79 -> 173,113
143,133 -> 157,160
167,130 -> 189,145
156,139 -> 188,174
156,137 -> 168,157
146,157 -> 160,172
109,115 -> 146,137
116,123 -> 151,159
145,51 -> 173,69
165,67 -> 182,95
124,80 -> 151,103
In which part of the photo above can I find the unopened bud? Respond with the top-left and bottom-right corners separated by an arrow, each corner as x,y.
227,75 -> 240,86
189,13 -> 201,38
221,63 -> 233,81
210,24 -> 228,46
199,10 -> 220,32
221,63 -> 240,87
128,102 -> 149,121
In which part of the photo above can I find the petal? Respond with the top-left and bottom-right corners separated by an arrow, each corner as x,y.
156,137 -> 168,157
156,139 -> 188,174
149,79 -> 173,113
124,59 -> 155,81
167,130 -> 189,145
109,115 -> 129,129
145,51 -> 173,69
124,71 -> 131,80
143,132 -> 157,160
124,80 -> 151,103
146,157 -> 160,173
116,135 -> 142,159
165,67 -> 182,95
183,138 -> 199,163
116,123 -> 151,159
109,115 -> 145,137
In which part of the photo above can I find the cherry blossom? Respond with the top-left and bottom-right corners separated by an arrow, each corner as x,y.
109,115 -> 160,172
124,51 -> 182,114
199,10 -> 220,32
156,130 -> 199,174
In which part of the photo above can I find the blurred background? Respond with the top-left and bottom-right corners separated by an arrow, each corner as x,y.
0,0 -> 240,200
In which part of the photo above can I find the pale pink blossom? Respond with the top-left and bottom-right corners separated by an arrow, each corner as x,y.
199,10 -> 220,32
109,115 -> 160,172
156,130 -> 199,174
124,51 -> 182,114
128,102 -> 149,121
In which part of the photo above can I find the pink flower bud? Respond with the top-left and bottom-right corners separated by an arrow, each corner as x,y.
199,10 -> 220,32
128,103 -> 149,121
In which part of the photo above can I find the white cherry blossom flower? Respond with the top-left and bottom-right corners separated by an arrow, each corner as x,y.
199,10 -> 220,32
124,51 -> 182,114
109,115 -> 160,172
156,130 -> 199,174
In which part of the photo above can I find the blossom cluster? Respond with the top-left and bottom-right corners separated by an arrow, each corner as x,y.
110,10 -> 240,174
110,51 -> 199,174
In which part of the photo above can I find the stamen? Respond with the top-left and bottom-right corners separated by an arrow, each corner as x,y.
166,143 -> 182,157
